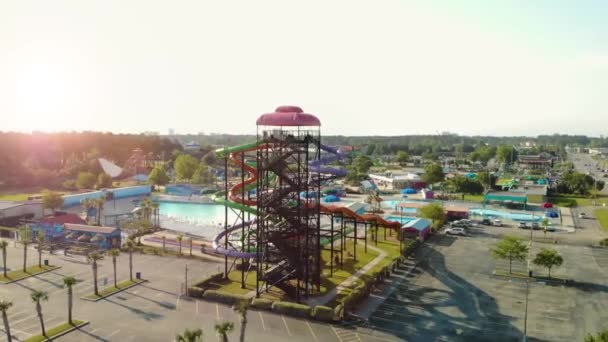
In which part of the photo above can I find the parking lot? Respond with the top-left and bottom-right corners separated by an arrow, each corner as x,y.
0,242 -> 400,342
358,226 -> 608,342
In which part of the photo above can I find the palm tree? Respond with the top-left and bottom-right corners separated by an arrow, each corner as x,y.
214,322 -> 234,342
30,290 -> 48,336
21,233 -> 31,272
108,249 -> 120,288
0,241 -> 8,278
95,196 -> 106,226
151,202 -> 160,227
541,218 -> 550,239
188,237 -> 193,256
87,252 -> 104,296
0,299 -> 13,342
162,236 -> 166,252
62,276 -> 77,325
126,239 -> 135,281
36,235 -> 44,268
177,235 -> 183,255
175,328 -> 203,342
232,301 -> 248,342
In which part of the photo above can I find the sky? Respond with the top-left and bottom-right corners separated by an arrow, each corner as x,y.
1,0 -> 607,136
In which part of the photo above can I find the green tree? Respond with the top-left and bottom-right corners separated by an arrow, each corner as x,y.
0,241 -> 8,278
541,218 -> 550,239
87,252 -> 104,296
422,163 -> 444,185
533,248 -> 563,278
364,144 -> 376,156
97,173 -> 113,189
176,328 -> 203,342
232,300 -> 248,342
477,171 -> 495,190
20,227 -> 31,272
419,203 -> 447,229
353,155 -> 373,175
496,145 -> 518,165
76,172 -> 97,189
214,322 -> 234,342
174,154 -> 199,181
447,175 -> 484,196
192,162 -> 215,185
203,151 -> 217,166
491,235 -> 529,274
94,196 -> 106,226
396,151 -> 409,166
62,276 -> 77,325
0,299 -> 13,342
30,290 -> 48,336
41,190 -> 63,214
108,249 -> 120,288
147,166 -> 170,186
585,330 -> 608,342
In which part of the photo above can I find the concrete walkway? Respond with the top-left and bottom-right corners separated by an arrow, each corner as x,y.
305,245 -> 387,307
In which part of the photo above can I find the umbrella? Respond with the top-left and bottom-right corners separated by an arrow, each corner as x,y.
91,234 -> 105,242
401,188 -> 417,194
541,202 -> 553,208
545,211 -> 559,218
537,179 -> 548,185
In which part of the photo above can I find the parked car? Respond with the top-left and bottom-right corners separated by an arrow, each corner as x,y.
481,218 -> 492,226
531,222 -> 541,230
460,219 -> 478,227
445,227 -> 466,236
493,219 -> 503,227
545,225 -> 556,232
579,212 -> 587,218
451,221 -> 470,228
518,222 -> 529,229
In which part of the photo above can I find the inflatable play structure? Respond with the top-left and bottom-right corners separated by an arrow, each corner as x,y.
211,106 -> 401,300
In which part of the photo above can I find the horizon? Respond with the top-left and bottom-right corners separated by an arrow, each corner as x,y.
2,0 -> 607,136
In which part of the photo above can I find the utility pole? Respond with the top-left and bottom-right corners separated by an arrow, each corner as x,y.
522,279 -> 529,342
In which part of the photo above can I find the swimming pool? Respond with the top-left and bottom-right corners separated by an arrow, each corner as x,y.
382,200 -> 419,214
469,208 -> 542,222
158,201 -> 241,236
384,216 -> 417,225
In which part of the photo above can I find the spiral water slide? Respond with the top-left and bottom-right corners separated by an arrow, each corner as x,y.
211,143 -> 400,258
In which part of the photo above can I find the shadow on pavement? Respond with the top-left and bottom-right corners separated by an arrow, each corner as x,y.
362,235 -> 523,342
139,284 -> 179,296
75,327 -> 111,342
103,297 -> 164,321
124,290 -> 176,310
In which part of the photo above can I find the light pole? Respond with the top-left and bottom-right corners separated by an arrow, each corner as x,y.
522,279 -> 529,342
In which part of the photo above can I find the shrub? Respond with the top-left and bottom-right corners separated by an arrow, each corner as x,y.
334,304 -> 344,321
202,290 -> 250,305
600,238 -> 608,247
312,306 -> 334,322
251,298 -> 274,310
271,301 -> 312,318
187,286 -> 205,298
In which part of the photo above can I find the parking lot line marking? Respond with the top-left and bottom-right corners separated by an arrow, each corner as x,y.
305,321 -> 318,341
258,312 -> 267,331
216,304 -> 220,320
107,329 -> 121,337
281,316 -> 292,336
330,325 -> 344,342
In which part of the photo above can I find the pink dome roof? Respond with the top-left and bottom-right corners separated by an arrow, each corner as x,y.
256,106 -> 321,127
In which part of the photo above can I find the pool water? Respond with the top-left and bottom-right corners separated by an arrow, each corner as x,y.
384,215 -> 417,225
159,201 -> 239,227
382,200 -> 418,214
469,208 -> 541,222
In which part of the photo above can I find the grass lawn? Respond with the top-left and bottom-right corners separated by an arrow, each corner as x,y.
0,265 -> 60,283
548,195 -> 608,207
83,279 -> 145,300
462,194 -> 484,203
0,193 -> 33,201
206,269 -> 258,296
594,209 -> 608,232
24,320 -> 85,342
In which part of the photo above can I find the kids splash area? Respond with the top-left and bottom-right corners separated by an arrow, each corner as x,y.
193,106 -> 407,304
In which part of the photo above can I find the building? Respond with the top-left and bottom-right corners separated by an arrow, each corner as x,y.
445,206 -> 469,220
518,154 -> 553,169
369,171 -> 426,190
0,200 -> 44,226
589,148 -> 608,156
401,218 -> 431,241
183,141 -> 201,150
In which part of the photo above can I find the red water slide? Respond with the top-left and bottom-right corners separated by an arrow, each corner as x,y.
320,205 -> 402,229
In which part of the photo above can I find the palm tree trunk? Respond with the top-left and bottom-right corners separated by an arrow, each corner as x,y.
509,257 -> 512,274
189,240 -> 192,256
2,311 -> 12,342
93,262 -> 99,296
2,249 -> 7,277
113,258 -> 117,288
239,317 -> 246,342
548,267 -> 551,278
38,247 -> 42,268
68,287 -> 73,325
23,245 -> 27,272
129,250 -> 133,281
178,242 -> 182,255
36,304 -> 45,336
